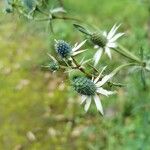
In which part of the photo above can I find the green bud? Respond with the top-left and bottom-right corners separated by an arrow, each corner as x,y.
72,77 -> 96,96
91,32 -> 107,47
5,7 -> 13,13
49,62 -> 59,72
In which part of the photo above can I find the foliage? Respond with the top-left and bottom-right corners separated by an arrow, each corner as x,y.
0,0 -> 150,149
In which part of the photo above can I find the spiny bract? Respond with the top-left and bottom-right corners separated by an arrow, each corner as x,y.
72,77 -> 96,96
91,32 -> 107,47
55,40 -> 72,58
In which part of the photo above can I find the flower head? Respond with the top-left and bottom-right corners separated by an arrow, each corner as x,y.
72,77 -> 96,96
55,40 -> 72,58
72,67 -> 115,115
55,40 -> 87,59
44,53 -> 60,72
49,61 -> 59,72
92,24 -> 124,66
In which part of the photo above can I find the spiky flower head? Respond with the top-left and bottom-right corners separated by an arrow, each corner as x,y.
5,7 -> 13,13
55,40 -> 72,58
72,76 -> 96,96
92,24 -> 124,66
45,53 -> 60,72
91,32 -> 107,48
55,39 -> 87,59
49,62 -> 59,72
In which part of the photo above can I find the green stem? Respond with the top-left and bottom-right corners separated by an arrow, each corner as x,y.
52,15 -> 80,21
115,44 -> 143,64
111,62 -> 139,76
112,47 -> 133,61
36,7 -> 80,21
73,24 -> 91,36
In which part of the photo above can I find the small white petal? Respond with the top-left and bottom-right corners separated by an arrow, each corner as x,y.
107,24 -> 117,39
100,66 -> 107,76
103,31 -> 107,37
64,68 -> 74,75
47,53 -> 57,63
74,42 -> 78,48
105,47 -> 112,59
72,49 -> 87,56
81,59 -> 91,66
94,94 -> 104,115
107,24 -> 121,40
97,87 -> 115,96
54,39 -> 58,43
84,97 -> 92,112
79,57 -> 85,65
109,33 -> 125,43
81,95 -> 87,104
94,45 -> 99,49
94,66 -> 107,84
94,73 -> 101,84
91,76 -> 95,82
50,7 -> 67,14
72,40 -> 87,52
107,42 -> 117,48
96,73 -> 114,87
93,48 -> 103,66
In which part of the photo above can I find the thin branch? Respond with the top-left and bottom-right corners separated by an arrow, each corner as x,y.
71,57 -> 92,78
87,63 -> 99,73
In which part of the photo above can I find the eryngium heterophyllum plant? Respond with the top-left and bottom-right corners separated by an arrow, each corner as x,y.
44,21 -> 150,115
4,1 -> 150,116
45,37 -> 144,115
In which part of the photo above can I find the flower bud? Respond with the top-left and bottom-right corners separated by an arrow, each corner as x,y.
5,7 -> 13,13
49,62 -> 59,72
55,40 -> 71,58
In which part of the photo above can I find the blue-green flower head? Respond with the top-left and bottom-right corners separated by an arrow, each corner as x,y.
72,76 -> 96,96
55,40 -> 72,58
91,32 -> 107,48
5,7 -> 13,13
55,39 -> 87,59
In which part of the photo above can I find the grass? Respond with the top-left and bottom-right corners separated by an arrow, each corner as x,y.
0,0 -> 150,149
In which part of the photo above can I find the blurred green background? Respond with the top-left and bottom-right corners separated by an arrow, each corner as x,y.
0,0 -> 150,149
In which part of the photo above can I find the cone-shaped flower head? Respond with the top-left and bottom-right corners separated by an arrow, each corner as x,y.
49,61 -> 59,72
45,53 -> 60,72
55,40 -> 72,58
91,32 -> 107,48
55,40 -> 87,59
72,77 -> 96,96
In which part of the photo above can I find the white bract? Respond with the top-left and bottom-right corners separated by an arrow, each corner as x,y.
93,24 -> 124,66
71,40 -> 87,56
